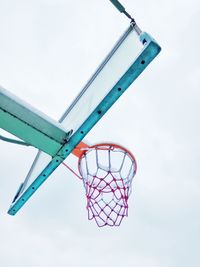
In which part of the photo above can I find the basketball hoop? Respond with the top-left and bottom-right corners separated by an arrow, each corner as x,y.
77,143 -> 137,227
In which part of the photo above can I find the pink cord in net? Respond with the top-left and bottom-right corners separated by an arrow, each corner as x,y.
78,144 -> 137,227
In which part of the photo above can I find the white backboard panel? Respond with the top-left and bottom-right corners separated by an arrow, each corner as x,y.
8,24 -> 161,215
59,28 -> 143,132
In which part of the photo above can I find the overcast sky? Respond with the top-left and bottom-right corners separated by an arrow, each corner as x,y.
0,0 -> 200,266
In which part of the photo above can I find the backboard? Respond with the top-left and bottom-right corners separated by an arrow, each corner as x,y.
8,24 -> 161,215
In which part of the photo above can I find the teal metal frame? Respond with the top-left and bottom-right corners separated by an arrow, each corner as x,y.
0,86 -> 69,156
8,26 -> 161,215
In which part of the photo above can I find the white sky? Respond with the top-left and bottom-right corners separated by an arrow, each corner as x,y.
0,0 -> 200,266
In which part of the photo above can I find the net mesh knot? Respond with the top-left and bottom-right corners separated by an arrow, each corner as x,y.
78,144 -> 137,227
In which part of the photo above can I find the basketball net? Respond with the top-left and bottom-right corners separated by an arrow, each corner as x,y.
77,143 -> 137,227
